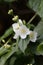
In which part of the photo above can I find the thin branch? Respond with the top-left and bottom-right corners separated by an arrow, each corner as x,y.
28,13 -> 37,24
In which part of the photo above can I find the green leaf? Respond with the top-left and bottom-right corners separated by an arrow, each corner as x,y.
27,0 -> 41,11
34,20 -> 43,35
37,42 -> 43,55
0,46 -> 8,56
9,56 -> 16,65
18,37 -> 30,53
27,0 -> 43,42
34,20 -> 43,41
0,47 -> 17,65
0,27 -> 13,41
27,0 -> 43,18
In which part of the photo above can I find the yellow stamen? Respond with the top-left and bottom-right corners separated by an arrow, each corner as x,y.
29,32 -> 34,38
21,29 -> 26,33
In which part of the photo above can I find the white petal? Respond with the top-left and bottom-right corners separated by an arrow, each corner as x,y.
12,23 -> 19,32
13,34 -> 19,39
19,25 -> 30,39
30,37 -> 37,42
18,19 -> 23,25
20,34 -> 27,39
29,31 -> 37,42
26,29 -> 30,35
22,25 -> 30,35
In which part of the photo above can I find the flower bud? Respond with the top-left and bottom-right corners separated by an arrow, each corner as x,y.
4,44 -> 11,48
12,15 -> 18,22
8,9 -> 13,15
23,20 -> 26,25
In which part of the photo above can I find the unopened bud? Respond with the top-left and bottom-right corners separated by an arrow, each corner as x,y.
8,9 -> 13,15
4,44 -> 11,48
12,15 -> 18,22
23,20 -> 26,25
2,39 -> 5,43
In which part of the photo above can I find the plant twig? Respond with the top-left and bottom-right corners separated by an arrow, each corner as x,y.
28,13 -> 37,24
6,38 -> 11,44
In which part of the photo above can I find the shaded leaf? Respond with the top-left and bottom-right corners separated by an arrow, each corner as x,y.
0,47 -> 17,65
0,46 -> 9,56
9,56 -> 16,65
0,27 -> 13,41
18,37 -> 30,53
27,0 -> 41,11
37,42 -> 43,55
27,0 -> 43,18
34,20 -> 43,41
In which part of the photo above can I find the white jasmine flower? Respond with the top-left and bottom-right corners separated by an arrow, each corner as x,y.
29,31 -> 37,42
12,23 -> 30,39
12,19 -> 30,39
19,25 -> 30,39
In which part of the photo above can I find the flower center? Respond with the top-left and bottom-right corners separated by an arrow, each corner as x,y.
21,29 -> 26,33
29,32 -> 34,38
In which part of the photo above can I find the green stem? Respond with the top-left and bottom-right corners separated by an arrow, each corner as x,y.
5,38 -> 11,44
27,13 -> 37,24
16,38 -> 19,50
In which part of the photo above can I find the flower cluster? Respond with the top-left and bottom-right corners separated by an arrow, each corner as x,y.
12,19 -> 37,42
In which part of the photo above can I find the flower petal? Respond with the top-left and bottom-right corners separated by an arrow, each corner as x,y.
13,34 -> 19,39
12,23 -> 19,32
26,29 -> 30,35
18,19 -> 23,25
29,31 -> 37,42
20,34 -> 27,39
30,37 -> 37,42
19,25 -> 30,39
